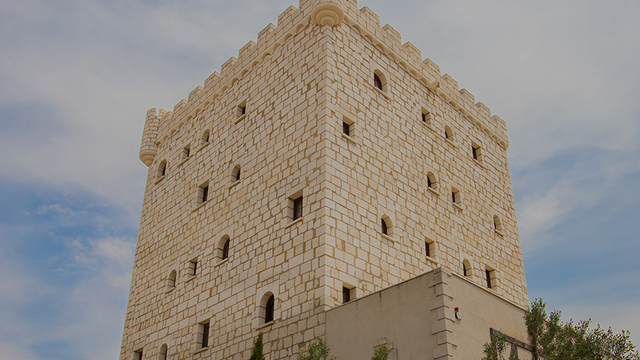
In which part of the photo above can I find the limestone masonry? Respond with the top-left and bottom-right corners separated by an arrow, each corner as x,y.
122,0 -> 530,359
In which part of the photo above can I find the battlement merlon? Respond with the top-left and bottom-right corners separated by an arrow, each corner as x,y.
147,0 -> 509,151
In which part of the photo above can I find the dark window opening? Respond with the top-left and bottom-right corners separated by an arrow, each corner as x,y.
201,322 -> 209,349
265,295 -> 275,323
239,104 -> 246,116
192,261 -> 198,276
201,186 -> 209,203
452,191 -> 457,203
343,121 -> 351,136
203,131 -> 210,143
374,73 -> 383,91
342,286 -> 351,303
425,242 -> 431,257
463,263 -> 468,277
134,349 -> 143,360
427,176 -> 432,188
381,218 -> 388,235
222,239 -> 230,260
184,146 -> 191,159
159,163 -> 166,177
293,196 -> 303,221
486,269 -> 492,289
472,146 -> 478,160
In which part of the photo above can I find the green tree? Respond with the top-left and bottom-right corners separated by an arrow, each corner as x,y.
297,338 -> 336,360
250,332 -> 265,360
371,345 -> 391,360
482,332 -> 519,360
524,298 -> 639,360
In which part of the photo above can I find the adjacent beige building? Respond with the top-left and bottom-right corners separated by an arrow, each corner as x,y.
121,0 -> 531,359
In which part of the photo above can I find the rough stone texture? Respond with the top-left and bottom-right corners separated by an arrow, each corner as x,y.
121,0 -> 528,359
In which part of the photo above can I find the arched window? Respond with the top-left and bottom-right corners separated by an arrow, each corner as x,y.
427,172 -> 437,190
380,215 -> 392,236
444,126 -> 453,140
373,70 -> 387,92
222,238 -> 230,260
158,344 -> 167,360
463,259 -> 472,277
157,160 -> 167,178
217,235 -> 230,262
259,293 -> 275,325
201,129 -> 210,145
167,270 -> 177,290
493,215 -> 503,232
265,295 -> 275,323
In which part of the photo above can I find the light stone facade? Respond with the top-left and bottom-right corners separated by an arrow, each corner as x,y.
121,0 -> 529,359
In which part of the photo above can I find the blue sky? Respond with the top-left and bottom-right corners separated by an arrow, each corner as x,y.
0,0 -> 638,359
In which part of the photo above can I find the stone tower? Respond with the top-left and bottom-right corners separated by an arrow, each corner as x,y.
120,1 -> 529,359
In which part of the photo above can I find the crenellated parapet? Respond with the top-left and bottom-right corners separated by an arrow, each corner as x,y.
144,0 -> 509,152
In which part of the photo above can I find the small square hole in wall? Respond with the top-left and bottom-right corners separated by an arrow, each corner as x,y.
421,108 -> 433,125
182,145 -> 191,160
342,116 -> 355,138
237,101 -> 247,117
342,285 -> 355,304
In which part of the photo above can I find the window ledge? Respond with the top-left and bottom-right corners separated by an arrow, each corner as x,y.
215,258 -> 229,268
427,187 -> 439,196
155,175 -> 166,184
177,157 -> 189,167
373,86 -> 390,100
421,121 -> 435,132
494,229 -> 504,237
452,203 -> 463,211
197,141 -> 210,153
165,287 -> 176,294
445,138 -> 457,148
380,233 -> 394,242
192,347 -> 209,355
255,321 -> 275,331
192,200 -> 209,213
235,114 -> 247,124
228,180 -> 241,190
285,218 -> 303,229
184,275 -> 196,283
341,133 -> 357,144
425,256 -> 439,266
473,159 -> 485,169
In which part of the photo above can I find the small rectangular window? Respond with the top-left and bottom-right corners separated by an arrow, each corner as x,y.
237,101 -> 247,118
472,141 -> 482,162
425,241 -> 431,258
188,259 -> 198,277
182,145 -> 191,160
198,183 -> 209,204
342,286 -> 351,303
134,349 -> 143,360
343,121 -> 350,136
201,321 -> 209,349
293,196 -> 303,220
452,187 -> 460,204
421,108 -> 433,125
485,268 -> 496,289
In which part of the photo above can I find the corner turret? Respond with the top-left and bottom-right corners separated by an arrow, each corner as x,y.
139,108 -> 163,166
